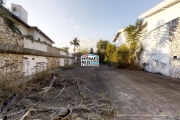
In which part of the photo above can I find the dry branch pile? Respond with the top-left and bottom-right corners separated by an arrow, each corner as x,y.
0,75 -> 118,120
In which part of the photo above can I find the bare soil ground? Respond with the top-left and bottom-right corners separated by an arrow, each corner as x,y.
1,64 -> 180,120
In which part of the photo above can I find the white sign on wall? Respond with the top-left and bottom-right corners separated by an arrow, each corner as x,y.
81,54 -> 99,66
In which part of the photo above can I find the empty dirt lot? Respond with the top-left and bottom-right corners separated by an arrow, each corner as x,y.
63,64 -> 180,120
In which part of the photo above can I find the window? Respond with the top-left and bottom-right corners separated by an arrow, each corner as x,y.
174,56 -> 177,59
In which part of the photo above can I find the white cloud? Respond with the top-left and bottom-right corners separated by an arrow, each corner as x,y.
79,39 -> 97,51
70,19 -> 74,22
63,20 -> 67,22
75,25 -> 80,28
54,38 -> 97,53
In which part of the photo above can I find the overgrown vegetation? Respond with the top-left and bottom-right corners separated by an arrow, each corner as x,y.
0,59 -> 58,105
23,35 -> 52,46
0,1 -> 19,33
96,39 -> 109,63
90,47 -> 94,54
61,46 -> 70,53
103,19 -> 143,70
77,47 -> 89,54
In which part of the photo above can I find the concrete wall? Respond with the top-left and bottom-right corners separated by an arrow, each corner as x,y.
60,58 -> 65,66
60,51 -> 66,55
26,28 -> 53,45
59,51 -> 73,66
11,4 -> 28,23
24,38 -> 47,52
60,51 -> 66,67
140,24 -> 170,76
23,55 -> 47,76
144,2 -> 180,32
34,30 -> 53,45
17,22 -> 29,35
69,53 -> 74,65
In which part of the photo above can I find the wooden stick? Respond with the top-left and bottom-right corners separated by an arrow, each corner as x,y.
19,101 -> 42,120
76,80 -> 82,96
50,107 -> 71,120
19,108 -> 33,120
53,86 -> 65,101
40,76 -> 57,95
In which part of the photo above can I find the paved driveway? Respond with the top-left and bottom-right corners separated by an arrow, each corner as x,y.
63,64 -> 180,120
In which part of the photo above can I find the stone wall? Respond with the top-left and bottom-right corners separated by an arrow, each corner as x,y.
141,17 -> 180,78
168,18 -> 180,59
47,46 -> 60,54
0,53 -> 24,80
0,18 -> 24,47
0,16 -> 72,80
168,18 -> 180,78
47,57 -> 60,70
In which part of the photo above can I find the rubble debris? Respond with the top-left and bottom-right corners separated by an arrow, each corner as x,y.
0,74 -> 118,120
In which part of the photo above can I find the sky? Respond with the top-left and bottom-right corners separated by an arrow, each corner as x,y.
5,0 -> 163,53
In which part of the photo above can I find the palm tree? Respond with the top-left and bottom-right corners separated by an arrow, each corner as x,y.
124,19 -> 143,66
70,37 -> 80,53
124,19 -> 143,49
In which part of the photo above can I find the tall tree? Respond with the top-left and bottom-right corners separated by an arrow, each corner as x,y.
96,39 -> 109,53
96,40 -> 109,63
70,37 -> 80,53
124,19 -> 143,65
89,48 -> 94,54
104,43 -> 116,63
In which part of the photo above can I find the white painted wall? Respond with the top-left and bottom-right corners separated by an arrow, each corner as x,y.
34,30 -> 53,45
59,51 -> 67,66
24,38 -> 47,52
60,51 -> 66,55
68,53 -> 74,65
27,29 -> 53,45
17,22 -> 29,35
60,58 -> 65,66
23,55 -> 47,76
115,31 -> 126,47
140,24 -> 170,76
11,3 -> 28,23
142,2 -> 180,32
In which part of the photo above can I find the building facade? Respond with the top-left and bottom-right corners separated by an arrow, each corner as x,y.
113,0 -> 180,78
0,3 -> 74,78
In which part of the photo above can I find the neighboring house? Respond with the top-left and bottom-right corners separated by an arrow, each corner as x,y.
10,4 -> 54,46
0,3 -> 74,78
113,0 -> 180,78
113,29 -> 126,47
139,0 -> 180,77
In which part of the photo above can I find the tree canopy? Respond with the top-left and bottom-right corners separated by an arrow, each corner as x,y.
89,48 -> 94,54
77,47 -> 89,54
70,37 -> 80,53
61,46 -> 69,53
96,39 -> 109,53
